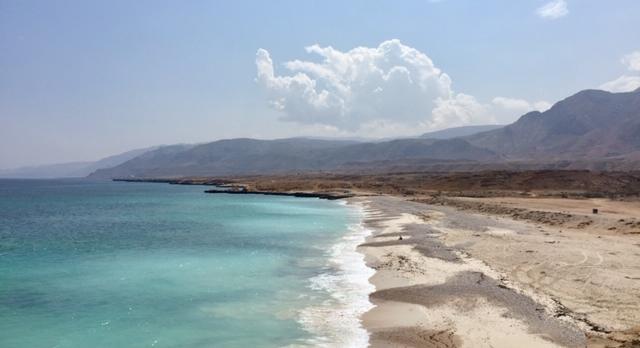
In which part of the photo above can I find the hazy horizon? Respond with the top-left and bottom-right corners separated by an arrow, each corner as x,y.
2,0 -> 640,169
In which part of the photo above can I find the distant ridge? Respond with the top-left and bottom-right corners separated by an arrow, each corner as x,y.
89,138 -> 496,178
0,146 -> 158,179
421,125 -> 503,139
84,88 -> 640,178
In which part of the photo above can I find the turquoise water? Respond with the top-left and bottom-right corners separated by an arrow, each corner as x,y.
0,179 -> 370,348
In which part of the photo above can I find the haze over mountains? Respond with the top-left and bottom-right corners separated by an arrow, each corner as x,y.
6,88 -> 639,179
420,125 -> 503,139
89,136 -> 502,178
0,147 -> 157,179
85,88 -> 640,178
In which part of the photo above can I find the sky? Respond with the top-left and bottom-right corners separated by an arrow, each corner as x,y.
1,0 -> 639,169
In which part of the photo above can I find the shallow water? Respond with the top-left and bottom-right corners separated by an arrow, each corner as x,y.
0,179 -> 371,348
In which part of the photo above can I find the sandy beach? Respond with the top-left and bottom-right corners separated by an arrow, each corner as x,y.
114,173 -> 640,346
354,195 -> 640,348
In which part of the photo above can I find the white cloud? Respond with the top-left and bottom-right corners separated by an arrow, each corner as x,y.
599,50 -> 640,93
492,97 -> 531,110
536,0 -> 569,19
599,75 -> 640,93
256,40 -> 549,133
533,101 -> 553,111
492,97 -> 551,113
431,94 -> 489,129
622,51 -> 640,72
256,40 -> 455,130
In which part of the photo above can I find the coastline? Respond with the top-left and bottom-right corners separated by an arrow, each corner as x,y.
3,179 -> 373,348
354,195 -> 585,347
296,201 -> 375,347
353,195 -> 640,348
114,178 -> 371,346
113,178 -> 354,200
111,178 -> 640,347
118,179 -> 372,346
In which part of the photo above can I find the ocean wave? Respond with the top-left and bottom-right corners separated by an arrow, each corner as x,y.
293,204 -> 375,348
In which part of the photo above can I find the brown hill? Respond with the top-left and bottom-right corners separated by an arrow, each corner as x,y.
466,88 -> 640,160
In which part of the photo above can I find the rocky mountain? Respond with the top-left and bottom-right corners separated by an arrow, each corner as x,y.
466,88 -> 640,160
89,138 -> 496,178
87,88 -> 640,178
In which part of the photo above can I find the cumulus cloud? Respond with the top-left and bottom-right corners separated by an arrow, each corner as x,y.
622,51 -> 640,72
430,94 -> 488,129
599,75 -> 640,93
536,0 -> 569,19
492,97 -> 551,113
599,50 -> 640,93
256,40 -> 550,133
256,40 -> 455,130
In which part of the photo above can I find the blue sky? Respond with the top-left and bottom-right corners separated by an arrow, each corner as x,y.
1,0 -> 639,168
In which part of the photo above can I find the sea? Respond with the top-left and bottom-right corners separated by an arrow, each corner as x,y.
0,179 -> 374,348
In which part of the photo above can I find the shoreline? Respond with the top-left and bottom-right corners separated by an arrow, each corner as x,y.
117,179 -> 371,346
296,201 -> 375,347
354,195 -> 640,347
112,178 -> 640,346
113,178 -> 354,200
204,188 -> 353,200
354,196 -> 586,347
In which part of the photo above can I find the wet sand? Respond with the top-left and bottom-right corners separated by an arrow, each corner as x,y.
353,196 -> 640,347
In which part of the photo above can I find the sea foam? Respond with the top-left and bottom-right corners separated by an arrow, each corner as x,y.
295,203 -> 375,348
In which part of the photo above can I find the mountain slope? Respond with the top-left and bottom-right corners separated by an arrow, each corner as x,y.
466,88 -> 640,160
89,138 -> 496,178
0,146 -> 158,178
421,125 -> 503,139
76,146 -> 160,176
89,88 -> 640,178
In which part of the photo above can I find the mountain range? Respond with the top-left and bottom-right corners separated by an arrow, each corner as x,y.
6,88 -> 639,179
89,88 -> 638,178
465,89 -> 640,161
0,147 -> 158,179
420,125 -> 503,139
88,136 -> 505,178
